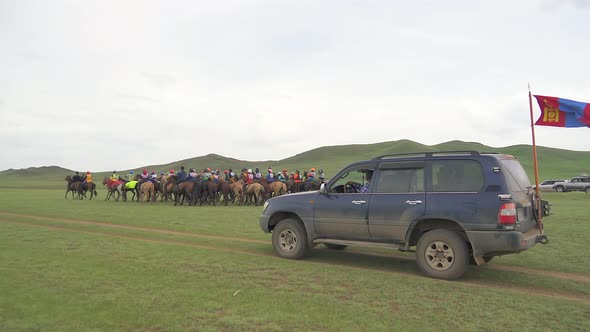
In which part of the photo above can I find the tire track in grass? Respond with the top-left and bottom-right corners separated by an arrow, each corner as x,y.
0,211 -> 266,244
3,212 -> 590,285
2,218 -> 590,305
344,249 -> 590,284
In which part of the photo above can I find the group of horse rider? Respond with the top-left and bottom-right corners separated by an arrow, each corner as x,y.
99,166 -> 326,188
70,171 -> 93,189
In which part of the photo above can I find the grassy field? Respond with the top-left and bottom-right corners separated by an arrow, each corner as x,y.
1,189 -> 589,331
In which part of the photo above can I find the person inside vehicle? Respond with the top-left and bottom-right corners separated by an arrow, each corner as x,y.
346,170 -> 373,193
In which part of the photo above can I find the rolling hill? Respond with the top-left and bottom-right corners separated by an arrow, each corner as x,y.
1,140 -> 589,189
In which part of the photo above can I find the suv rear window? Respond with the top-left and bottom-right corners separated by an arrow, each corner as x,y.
431,160 -> 484,192
498,157 -> 531,191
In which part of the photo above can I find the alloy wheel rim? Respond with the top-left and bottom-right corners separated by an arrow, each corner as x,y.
425,240 -> 455,271
278,229 -> 297,253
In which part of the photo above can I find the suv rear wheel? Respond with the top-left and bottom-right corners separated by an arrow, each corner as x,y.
272,218 -> 310,259
416,229 -> 468,280
555,185 -> 565,192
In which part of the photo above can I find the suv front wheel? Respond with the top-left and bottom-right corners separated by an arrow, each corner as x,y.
416,229 -> 468,280
272,218 -> 310,259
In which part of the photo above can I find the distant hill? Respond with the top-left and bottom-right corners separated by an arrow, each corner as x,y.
1,140 -> 589,189
0,166 -> 73,177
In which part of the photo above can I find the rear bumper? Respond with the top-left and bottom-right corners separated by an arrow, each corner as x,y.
467,228 -> 543,256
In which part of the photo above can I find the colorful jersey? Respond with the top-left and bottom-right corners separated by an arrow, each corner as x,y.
86,174 -> 93,183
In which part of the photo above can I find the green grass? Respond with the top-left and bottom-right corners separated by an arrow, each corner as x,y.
1,189 -> 590,331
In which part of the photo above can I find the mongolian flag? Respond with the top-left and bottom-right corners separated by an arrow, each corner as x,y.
533,95 -> 590,128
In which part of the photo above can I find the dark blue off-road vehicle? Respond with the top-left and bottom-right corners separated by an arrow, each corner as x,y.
259,151 -> 549,280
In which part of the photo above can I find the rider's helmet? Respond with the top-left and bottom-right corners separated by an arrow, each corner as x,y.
212,171 -> 217,175
282,168 -> 287,172
169,169 -> 175,174
224,170 -> 228,174
130,170 -> 134,174
160,172 -> 164,175
87,171 -> 90,174
311,167 -> 316,172
151,170 -> 156,174
268,168 -> 272,172
142,169 -> 148,174
207,167 -> 211,172
113,170 -> 116,173
248,169 -> 253,173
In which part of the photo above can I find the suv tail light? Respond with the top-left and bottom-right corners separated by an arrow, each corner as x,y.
498,203 -> 517,225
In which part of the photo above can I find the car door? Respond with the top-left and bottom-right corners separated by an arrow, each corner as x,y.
368,162 -> 426,242
313,163 -> 376,240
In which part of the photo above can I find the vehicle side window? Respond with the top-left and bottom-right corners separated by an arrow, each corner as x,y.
432,160 -> 484,192
374,168 -> 424,193
328,165 -> 375,193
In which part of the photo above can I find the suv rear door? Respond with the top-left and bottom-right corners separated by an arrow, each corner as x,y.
368,161 -> 425,241
426,159 -> 492,230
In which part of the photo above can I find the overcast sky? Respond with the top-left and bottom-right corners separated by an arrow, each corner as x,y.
1,0 -> 589,171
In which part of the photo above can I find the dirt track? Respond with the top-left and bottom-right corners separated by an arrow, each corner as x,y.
2,213 -> 590,305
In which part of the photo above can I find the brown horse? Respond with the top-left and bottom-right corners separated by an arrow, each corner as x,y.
103,177 -> 124,202
245,182 -> 266,206
216,179 -> 231,206
65,176 -> 81,199
78,182 -> 98,200
229,179 -> 245,205
162,175 -> 176,202
268,181 -> 287,197
174,181 -> 195,206
256,178 -> 272,200
138,180 -> 155,203
203,180 -> 218,205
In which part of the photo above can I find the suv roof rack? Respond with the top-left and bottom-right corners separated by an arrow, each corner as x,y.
372,150 -> 482,160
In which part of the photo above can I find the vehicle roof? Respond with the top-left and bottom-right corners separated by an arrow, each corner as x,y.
350,151 -> 511,166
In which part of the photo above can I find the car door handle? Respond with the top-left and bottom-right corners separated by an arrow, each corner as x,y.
351,200 -> 367,205
405,200 -> 423,205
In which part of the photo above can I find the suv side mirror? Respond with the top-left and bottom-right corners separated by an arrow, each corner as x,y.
319,183 -> 327,195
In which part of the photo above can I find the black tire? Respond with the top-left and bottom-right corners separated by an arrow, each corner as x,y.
323,243 -> 347,250
271,218 -> 310,260
555,186 -> 565,192
584,187 -> 590,193
416,229 -> 469,280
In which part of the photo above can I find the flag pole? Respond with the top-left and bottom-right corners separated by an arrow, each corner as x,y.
528,83 -> 543,234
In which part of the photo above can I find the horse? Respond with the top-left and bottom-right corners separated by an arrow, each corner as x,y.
78,182 -> 98,200
229,179 -> 245,205
65,176 -> 81,199
203,180 -> 219,205
256,178 -> 272,200
303,179 -> 323,191
216,179 -> 231,206
103,177 -> 124,202
138,180 -> 155,203
123,180 -> 139,202
268,181 -> 287,197
174,181 -> 195,206
245,182 -> 266,206
162,175 -> 177,202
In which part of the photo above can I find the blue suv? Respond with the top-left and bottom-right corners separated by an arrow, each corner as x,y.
259,151 -> 549,280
